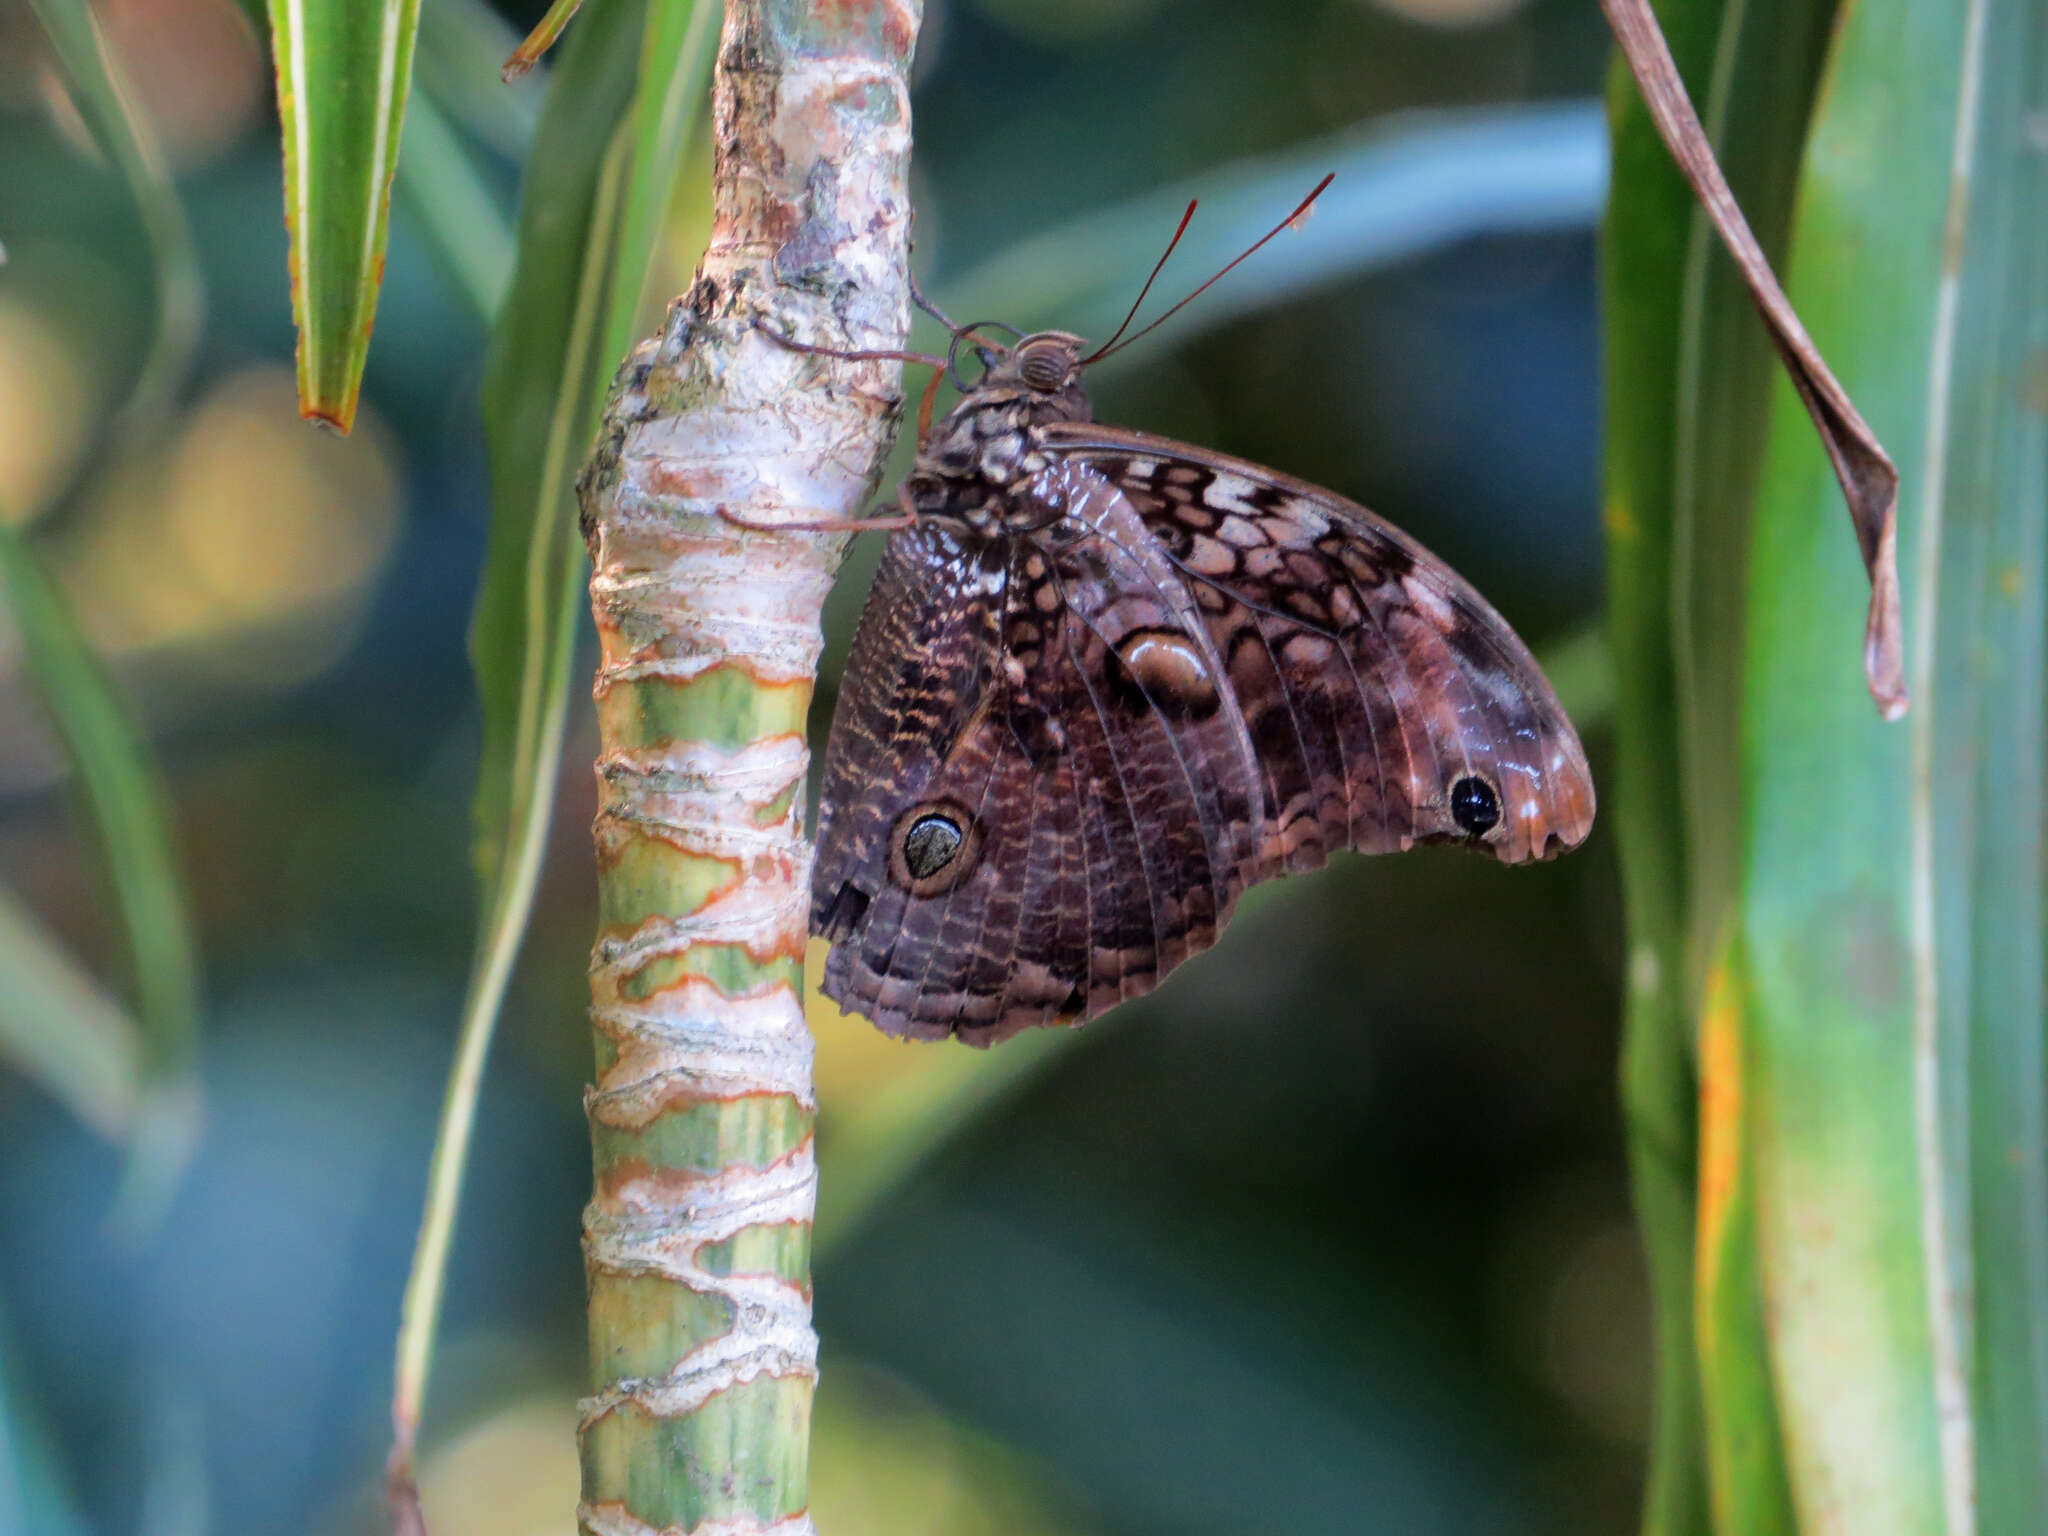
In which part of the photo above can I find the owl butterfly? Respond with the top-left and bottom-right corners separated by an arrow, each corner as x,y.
806,182 -> 1595,1046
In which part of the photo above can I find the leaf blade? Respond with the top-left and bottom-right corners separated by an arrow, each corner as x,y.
266,0 -> 423,431
1603,0 -> 1905,717
388,0 -> 721,1504
0,522 -> 198,1122
26,0 -> 202,435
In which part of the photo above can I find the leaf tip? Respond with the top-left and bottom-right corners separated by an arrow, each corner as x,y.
302,406 -> 354,436
1862,501 -> 1907,720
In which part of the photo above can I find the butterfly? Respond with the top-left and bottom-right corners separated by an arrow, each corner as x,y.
806,190 -> 1595,1046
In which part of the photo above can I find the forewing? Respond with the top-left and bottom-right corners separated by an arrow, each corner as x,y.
1045,422 -> 1596,867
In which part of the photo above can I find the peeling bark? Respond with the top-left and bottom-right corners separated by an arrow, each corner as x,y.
575,2 -> 920,1530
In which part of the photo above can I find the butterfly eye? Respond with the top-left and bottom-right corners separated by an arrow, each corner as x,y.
890,802 -> 983,893
1018,342 -> 1070,392
1449,775 -> 1501,837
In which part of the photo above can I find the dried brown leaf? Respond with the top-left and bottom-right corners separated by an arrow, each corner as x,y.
1602,0 -> 1907,719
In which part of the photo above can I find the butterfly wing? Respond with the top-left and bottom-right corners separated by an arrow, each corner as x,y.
813,436 -> 1595,1043
1043,422 -> 1595,870
811,482 -> 1269,1044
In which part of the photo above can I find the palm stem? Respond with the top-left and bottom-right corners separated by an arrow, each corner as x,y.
573,1 -> 921,1529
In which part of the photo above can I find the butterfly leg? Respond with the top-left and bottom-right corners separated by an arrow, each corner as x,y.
750,318 -> 948,447
750,318 -> 947,373
716,484 -> 918,535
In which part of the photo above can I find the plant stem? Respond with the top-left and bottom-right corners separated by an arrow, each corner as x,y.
574,2 -> 920,1530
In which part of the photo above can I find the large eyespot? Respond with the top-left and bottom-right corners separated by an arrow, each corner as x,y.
1449,775 -> 1501,837
888,801 -> 984,894
1016,336 -> 1075,392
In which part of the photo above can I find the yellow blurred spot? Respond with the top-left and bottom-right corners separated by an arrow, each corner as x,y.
2022,347 -> 2048,416
814,1361 -> 1091,1536
1602,494 -> 1638,543
806,935 -> 1071,1246
1999,563 -> 2023,600
415,1397 -> 579,1536
57,367 -> 401,685
808,936 -> 940,1107
0,297 -> 92,522
99,0 -> 265,170
1360,0 -> 1531,27
1694,940 -> 1743,1332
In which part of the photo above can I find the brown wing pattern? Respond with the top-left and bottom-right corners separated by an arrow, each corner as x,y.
811,471 -> 1270,1044
812,439 -> 1594,1043
1045,422 -> 1596,870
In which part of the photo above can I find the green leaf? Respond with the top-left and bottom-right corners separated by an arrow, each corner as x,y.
503,0 -> 591,80
391,0 -> 720,1466
265,0 -> 423,431
0,1301 -> 90,1536
1740,0 -> 2047,1528
0,884 -> 139,1144
395,87 -> 514,323
1604,1 -> 1844,1527
413,0 -> 539,159
1914,2 -> 2048,1525
27,0 -> 201,437
0,523 -> 198,1145
941,101 -> 1607,362
1958,64 -> 2048,1517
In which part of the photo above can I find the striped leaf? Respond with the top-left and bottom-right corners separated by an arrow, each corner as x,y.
266,0 -> 421,431
389,0 -> 719,1495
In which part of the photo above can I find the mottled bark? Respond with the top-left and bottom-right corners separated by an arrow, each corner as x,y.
574,2 -> 920,1531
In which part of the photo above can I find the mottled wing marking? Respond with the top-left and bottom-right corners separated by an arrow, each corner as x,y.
1045,422 -> 1596,870
811,467 -> 1277,1044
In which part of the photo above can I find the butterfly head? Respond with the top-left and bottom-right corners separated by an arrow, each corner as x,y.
1004,331 -> 1086,393
961,329 -> 1091,417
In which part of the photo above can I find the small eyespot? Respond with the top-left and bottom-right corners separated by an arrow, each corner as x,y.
902,813 -> 963,878
1449,775 -> 1500,837
888,801 -> 983,894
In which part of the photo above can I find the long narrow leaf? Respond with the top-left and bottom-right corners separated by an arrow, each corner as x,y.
1915,3 -> 2048,1526
27,0 -> 202,435
1603,0 -> 1905,717
942,101 -> 1607,360
388,0 -> 720,1506
0,523 -> 198,1174
0,884 -> 138,1143
0,1304 -> 89,1536
1742,0 -> 1995,1527
502,0 -> 587,81
1600,10 -> 1725,1531
395,87 -> 514,323
1693,932 -> 1794,1534
266,0 -> 423,431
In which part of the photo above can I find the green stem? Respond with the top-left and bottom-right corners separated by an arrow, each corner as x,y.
574,2 -> 921,1529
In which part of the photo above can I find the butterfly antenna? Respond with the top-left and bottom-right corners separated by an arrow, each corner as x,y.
1084,173 -> 1334,365
1081,198 -> 1200,365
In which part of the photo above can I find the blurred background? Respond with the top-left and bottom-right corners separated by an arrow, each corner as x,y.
0,0 -> 1636,1532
